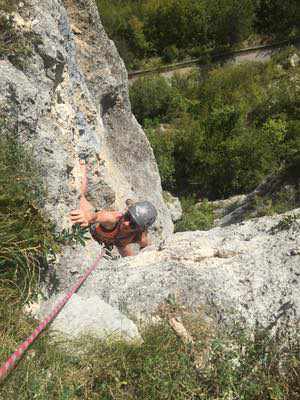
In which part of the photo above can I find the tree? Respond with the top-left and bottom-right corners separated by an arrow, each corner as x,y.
130,76 -> 185,123
254,0 -> 300,38
206,0 -> 255,48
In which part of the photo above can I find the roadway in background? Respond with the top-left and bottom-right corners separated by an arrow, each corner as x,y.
128,38 -> 300,83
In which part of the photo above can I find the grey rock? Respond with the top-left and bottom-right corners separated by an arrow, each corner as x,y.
163,191 -> 182,222
63,209 -> 300,332
218,173 -> 300,227
0,0 -> 174,316
35,293 -> 141,341
200,194 -> 247,224
38,210 -> 300,340
290,53 -> 300,68
0,0 -> 173,260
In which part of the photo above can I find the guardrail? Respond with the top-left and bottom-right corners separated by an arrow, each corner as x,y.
128,37 -> 300,80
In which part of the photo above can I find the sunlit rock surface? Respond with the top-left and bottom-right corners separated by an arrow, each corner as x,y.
0,0 -> 173,238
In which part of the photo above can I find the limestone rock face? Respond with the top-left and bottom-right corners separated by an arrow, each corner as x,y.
35,208 -> 300,340
36,293 -> 142,342
218,172 -> 300,227
198,194 -> 247,226
0,0 -> 173,342
0,0 -> 173,238
69,209 -> 299,332
163,191 -> 183,222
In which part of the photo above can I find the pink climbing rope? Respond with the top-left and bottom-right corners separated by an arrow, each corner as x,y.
0,251 -> 105,382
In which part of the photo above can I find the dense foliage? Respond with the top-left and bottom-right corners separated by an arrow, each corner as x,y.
96,0 -> 300,68
130,51 -> 300,201
254,0 -> 300,38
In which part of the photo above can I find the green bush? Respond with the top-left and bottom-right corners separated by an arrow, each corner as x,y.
96,0 -> 149,69
161,44 -> 180,63
130,75 -> 186,124
0,131 -> 59,303
254,0 -> 300,39
175,197 -> 214,232
145,124 -> 176,190
144,0 -> 209,53
205,0 -> 255,48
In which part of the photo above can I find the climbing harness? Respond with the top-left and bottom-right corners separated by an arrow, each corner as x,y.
0,250 -> 105,383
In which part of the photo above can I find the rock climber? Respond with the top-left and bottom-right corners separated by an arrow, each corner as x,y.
69,159 -> 157,257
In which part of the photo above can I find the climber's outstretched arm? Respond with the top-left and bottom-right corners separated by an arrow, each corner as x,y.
70,159 -> 95,227
70,205 -> 123,229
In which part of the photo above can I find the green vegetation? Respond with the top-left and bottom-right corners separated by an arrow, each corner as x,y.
130,76 -> 184,124
96,0 -> 300,69
130,51 -> 300,198
0,0 -> 18,13
1,301 -> 300,399
0,132 -> 57,304
175,197 -> 214,232
130,49 -> 300,230
0,130 -> 89,305
254,0 -> 300,39
270,212 -> 300,234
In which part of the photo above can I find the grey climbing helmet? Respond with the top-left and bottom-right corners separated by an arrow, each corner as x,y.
127,201 -> 157,230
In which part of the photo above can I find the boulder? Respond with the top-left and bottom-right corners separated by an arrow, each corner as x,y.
163,191 -> 183,222
289,53 -> 300,68
34,293 -> 141,342
199,194 -> 247,225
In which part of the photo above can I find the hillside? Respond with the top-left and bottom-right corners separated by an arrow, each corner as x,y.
0,0 -> 299,398
97,0 -> 300,69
